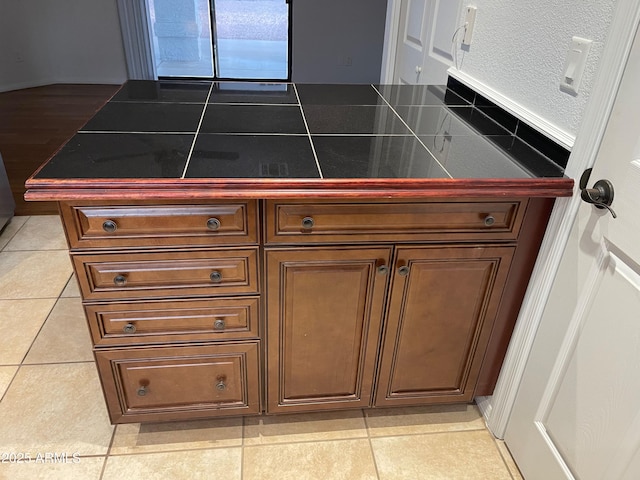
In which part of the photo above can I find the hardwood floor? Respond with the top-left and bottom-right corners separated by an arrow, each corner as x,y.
0,84 -> 121,215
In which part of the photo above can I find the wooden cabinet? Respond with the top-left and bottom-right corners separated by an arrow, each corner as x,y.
63,200 -> 263,424
60,196 -> 553,423
375,245 -> 515,406
265,247 -> 391,413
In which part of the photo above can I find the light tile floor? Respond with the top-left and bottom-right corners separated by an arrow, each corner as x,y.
0,215 -> 524,480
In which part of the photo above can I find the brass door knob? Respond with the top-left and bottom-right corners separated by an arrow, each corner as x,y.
102,220 -> 117,233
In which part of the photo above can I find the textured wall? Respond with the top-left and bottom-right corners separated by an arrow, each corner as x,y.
457,0 -> 616,138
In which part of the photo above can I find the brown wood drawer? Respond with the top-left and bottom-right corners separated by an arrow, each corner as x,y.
265,199 -> 526,244
60,200 -> 258,249
96,342 -> 261,423
73,248 -> 259,301
85,297 -> 260,346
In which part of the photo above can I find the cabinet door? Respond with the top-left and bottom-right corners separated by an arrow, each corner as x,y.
266,247 -> 392,413
375,245 -> 515,406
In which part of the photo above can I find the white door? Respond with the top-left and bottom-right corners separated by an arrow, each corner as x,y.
393,0 -> 462,84
504,22 -> 640,480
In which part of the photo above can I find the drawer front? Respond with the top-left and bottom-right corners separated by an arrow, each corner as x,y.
86,297 -> 260,346
73,248 -> 259,301
61,200 -> 258,248
265,200 -> 526,244
96,342 -> 261,423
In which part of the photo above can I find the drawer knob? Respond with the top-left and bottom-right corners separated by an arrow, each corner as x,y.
102,220 -> 117,233
398,265 -> 410,276
122,323 -> 136,334
113,274 -> 127,286
216,375 -> 227,391
377,265 -> 389,275
301,216 -> 315,229
210,271 -> 223,283
214,319 -> 226,330
137,385 -> 148,396
207,217 -> 221,231
484,215 -> 496,226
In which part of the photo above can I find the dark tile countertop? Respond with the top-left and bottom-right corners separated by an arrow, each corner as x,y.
26,81 -> 573,200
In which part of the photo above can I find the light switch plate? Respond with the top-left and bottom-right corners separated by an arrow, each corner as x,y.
560,36 -> 592,95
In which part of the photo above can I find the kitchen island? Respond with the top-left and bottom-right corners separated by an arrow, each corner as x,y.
25,80 -> 572,424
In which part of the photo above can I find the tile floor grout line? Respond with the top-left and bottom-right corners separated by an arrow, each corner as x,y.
493,437 -> 523,480
370,84 -> 454,179
0,216 -> 30,252
181,82 -> 215,179
363,409 -> 383,480
106,444 -> 243,457
99,428 -> 118,480
18,293 -> 62,365
0,365 -> 20,404
292,84 -> 324,179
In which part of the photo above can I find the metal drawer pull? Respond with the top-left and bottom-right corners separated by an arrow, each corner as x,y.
484,215 -> 495,226
213,319 -> 226,330
210,271 -> 223,283
206,217 -> 221,231
122,323 -> 136,334
216,375 -> 227,391
377,265 -> 389,275
137,385 -> 148,396
398,266 -> 410,276
113,274 -> 127,286
102,220 -> 117,233
301,216 -> 315,229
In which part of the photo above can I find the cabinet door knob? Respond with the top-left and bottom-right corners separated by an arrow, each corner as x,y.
207,217 -> 221,231
484,215 -> 495,226
210,271 -> 223,283
216,375 -> 227,391
213,319 -> 226,330
398,265 -> 410,276
122,323 -> 136,334
377,265 -> 389,275
113,274 -> 127,286
301,216 -> 315,229
102,220 -> 117,233
137,385 -> 148,396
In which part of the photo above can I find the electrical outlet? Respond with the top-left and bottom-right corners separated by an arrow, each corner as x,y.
462,6 -> 477,46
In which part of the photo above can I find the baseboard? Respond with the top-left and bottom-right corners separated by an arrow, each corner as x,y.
447,68 -> 575,150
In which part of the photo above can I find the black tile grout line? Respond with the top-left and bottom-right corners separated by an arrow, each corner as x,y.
181,82 -> 215,180
370,84 -> 454,179
293,84 -> 323,179
16,292 -> 63,365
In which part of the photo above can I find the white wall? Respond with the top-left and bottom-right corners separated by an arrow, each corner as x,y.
454,0 -> 616,140
0,0 -> 127,92
292,0 -> 388,83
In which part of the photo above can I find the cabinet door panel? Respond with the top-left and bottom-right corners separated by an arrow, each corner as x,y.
266,247 -> 392,413
375,245 -> 514,406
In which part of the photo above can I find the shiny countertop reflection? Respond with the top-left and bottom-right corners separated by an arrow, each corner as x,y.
34,81 -> 565,181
